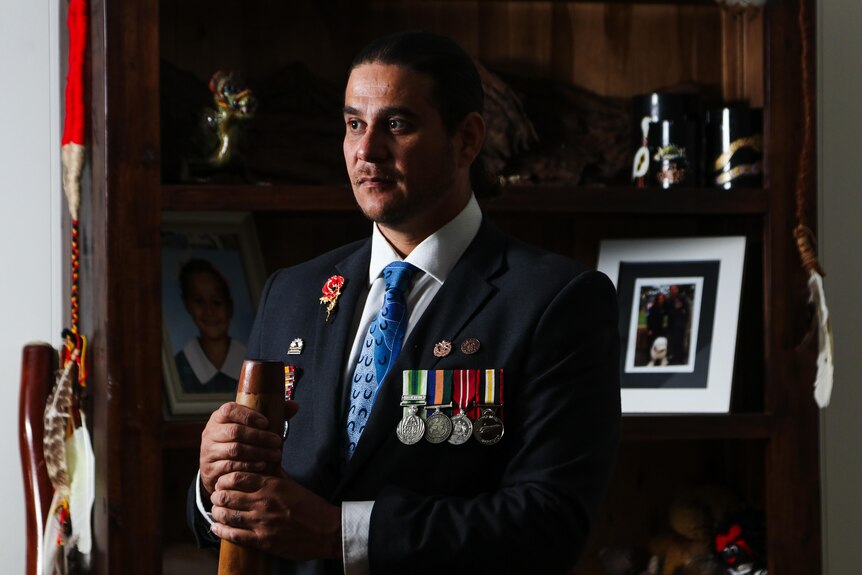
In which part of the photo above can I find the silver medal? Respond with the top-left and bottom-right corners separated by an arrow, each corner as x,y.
447,411 -> 473,445
473,408 -> 504,445
396,405 -> 425,445
425,409 -> 453,444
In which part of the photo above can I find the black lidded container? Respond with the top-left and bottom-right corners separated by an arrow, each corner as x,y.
704,106 -> 764,189
632,93 -> 702,189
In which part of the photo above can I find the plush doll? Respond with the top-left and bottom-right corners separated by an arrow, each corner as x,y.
714,512 -> 768,575
648,485 -> 741,575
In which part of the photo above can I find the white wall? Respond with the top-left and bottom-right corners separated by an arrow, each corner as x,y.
819,1 -> 862,573
0,0 -> 63,572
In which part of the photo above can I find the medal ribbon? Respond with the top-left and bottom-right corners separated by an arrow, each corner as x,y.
426,369 -> 453,413
402,369 -> 428,420
477,369 -> 504,421
452,370 -> 474,419
284,365 -> 296,401
462,369 -> 481,420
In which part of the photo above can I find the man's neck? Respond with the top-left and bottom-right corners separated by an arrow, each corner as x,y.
377,191 -> 472,257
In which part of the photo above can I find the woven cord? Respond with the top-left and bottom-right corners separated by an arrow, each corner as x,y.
71,219 -> 80,335
794,0 -> 823,277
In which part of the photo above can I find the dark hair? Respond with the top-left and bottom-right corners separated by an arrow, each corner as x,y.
179,259 -> 233,307
351,31 -> 484,133
350,31 -> 498,197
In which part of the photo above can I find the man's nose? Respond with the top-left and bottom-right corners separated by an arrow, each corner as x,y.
356,126 -> 389,163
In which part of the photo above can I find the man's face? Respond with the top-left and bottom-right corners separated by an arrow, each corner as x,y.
343,63 -> 467,236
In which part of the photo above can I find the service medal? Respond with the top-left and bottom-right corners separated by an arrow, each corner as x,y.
473,408 -> 504,445
396,404 -> 425,445
447,411 -> 473,445
425,409 -> 453,444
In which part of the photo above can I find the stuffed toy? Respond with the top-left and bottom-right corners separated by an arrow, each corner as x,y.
648,485 -> 741,575
714,512 -> 768,574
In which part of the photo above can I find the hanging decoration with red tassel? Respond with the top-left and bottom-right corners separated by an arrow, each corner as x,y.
43,0 -> 96,572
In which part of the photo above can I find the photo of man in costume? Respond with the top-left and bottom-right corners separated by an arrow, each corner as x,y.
175,258 -> 247,393
188,31 -> 621,574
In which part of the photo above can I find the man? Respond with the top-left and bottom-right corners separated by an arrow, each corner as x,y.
188,31 -> 620,575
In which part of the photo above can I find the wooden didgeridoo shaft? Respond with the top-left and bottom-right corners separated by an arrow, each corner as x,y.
218,359 -> 285,575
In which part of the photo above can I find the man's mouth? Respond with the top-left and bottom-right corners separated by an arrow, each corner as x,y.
355,172 -> 399,187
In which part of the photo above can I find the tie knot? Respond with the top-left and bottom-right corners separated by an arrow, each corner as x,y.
383,261 -> 417,294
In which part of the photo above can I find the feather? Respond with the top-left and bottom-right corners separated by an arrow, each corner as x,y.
809,272 -> 833,407
43,351 -> 78,495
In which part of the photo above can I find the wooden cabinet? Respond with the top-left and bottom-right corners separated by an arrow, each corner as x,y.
85,1 -> 822,573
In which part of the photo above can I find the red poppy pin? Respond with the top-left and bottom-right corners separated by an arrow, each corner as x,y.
319,275 -> 345,321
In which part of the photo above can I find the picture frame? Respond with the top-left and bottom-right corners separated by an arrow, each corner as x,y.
597,236 -> 746,413
161,212 -> 266,418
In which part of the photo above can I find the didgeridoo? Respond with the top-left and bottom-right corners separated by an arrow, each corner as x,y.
218,359 -> 285,575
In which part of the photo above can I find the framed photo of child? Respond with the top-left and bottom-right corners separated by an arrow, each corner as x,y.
161,212 -> 266,418
597,236 -> 746,413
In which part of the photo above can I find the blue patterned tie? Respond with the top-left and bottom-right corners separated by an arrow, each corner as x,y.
345,261 -> 418,458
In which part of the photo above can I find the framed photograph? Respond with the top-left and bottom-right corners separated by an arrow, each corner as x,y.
597,236 -> 746,413
161,212 -> 266,418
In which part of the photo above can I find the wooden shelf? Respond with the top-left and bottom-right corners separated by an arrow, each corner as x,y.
162,183 -> 357,212
484,186 -> 769,215
162,183 -> 768,215
86,0 -> 820,571
622,413 -> 773,441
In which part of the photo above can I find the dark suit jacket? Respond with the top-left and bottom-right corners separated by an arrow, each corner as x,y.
189,218 -> 620,574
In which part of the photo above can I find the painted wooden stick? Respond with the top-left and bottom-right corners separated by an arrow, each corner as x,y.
19,343 -> 58,575
218,359 -> 285,575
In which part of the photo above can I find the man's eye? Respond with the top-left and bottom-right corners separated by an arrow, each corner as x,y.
347,119 -> 363,131
389,118 -> 406,131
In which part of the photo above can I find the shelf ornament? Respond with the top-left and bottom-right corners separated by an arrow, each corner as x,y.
794,0 -> 833,409
43,0 -> 96,571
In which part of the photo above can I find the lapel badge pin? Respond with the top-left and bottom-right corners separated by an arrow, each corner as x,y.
433,339 -> 452,358
288,338 -> 304,356
460,337 -> 481,355
319,275 -> 345,321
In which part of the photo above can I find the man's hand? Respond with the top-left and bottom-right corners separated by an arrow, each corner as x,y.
209,470 -> 343,561
199,400 -> 298,496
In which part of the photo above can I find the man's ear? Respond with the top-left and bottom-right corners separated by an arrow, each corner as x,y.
455,111 -> 485,168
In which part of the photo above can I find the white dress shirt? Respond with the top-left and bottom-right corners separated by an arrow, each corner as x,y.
341,195 -> 481,574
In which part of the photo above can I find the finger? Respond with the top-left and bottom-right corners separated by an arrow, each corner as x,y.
211,488 -> 254,511
211,402 -> 270,429
211,421 -> 283,450
206,458 -> 269,478
204,439 -> 282,465
215,471 -> 266,492
211,504 -> 256,530
210,521 -> 258,546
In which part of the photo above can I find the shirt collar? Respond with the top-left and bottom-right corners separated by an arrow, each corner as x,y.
183,337 -> 245,384
368,194 -> 482,286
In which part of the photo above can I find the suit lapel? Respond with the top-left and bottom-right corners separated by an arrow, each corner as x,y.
334,222 -> 507,495
310,240 -> 371,473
